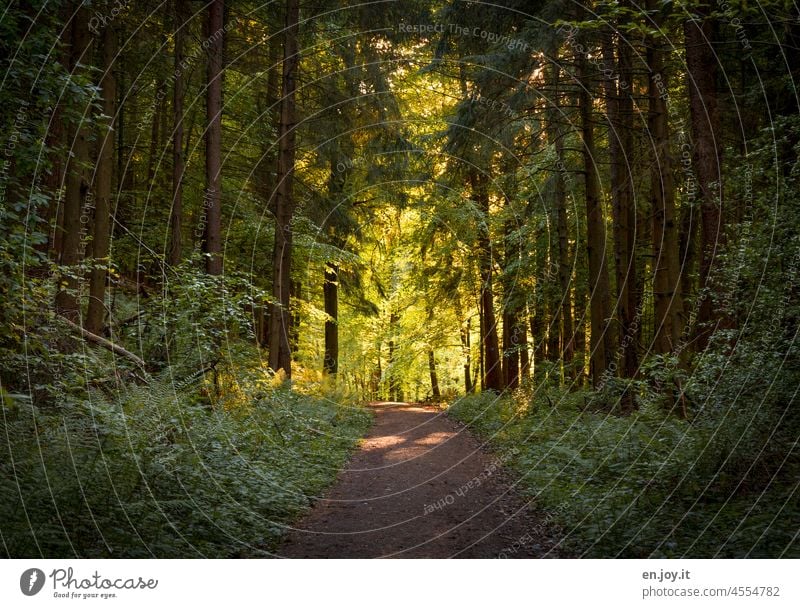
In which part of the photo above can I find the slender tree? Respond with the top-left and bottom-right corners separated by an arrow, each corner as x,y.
86,23 -> 117,334
269,0 -> 300,376
577,42 -> 613,384
685,2 -> 723,349
56,3 -> 92,319
428,349 -> 441,400
203,0 -> 224,275
602,14 -> 638,404
169,0 -> 188,266
470,170 -> 503,392
647,0 -> 684,354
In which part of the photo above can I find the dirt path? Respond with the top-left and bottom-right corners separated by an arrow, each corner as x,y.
277,402 -> 562,558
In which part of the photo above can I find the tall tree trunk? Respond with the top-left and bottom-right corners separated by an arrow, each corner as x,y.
574,283 -> 588,383
460,318 -> 473,393
502,214 -> 521,389
546,298 -> 560,362
86,23 -> 117,335
532,308 -> 545,363
617,12 -> 641,380
387,312 -> 399,401
470,171 -> 503,392
257,31 -> 281,210
546,62 -> 574,376
321,121 -> 353,377
289,279 -> 301,351
117,66 -> 132,191
518,313 -> 530,381
323,263 -> 339,375
478,294 -> 485,390
253,31 -> 281,348
268,0 -> 299,376
56,4 -> 92,319
428,349 -> 441,400
502,312 -> 519,389
685,5 -> 723,350
602,20 -> 638,408
578,49 -> 613,385
648,1 -> 684,354
203,0 -> 224,275
146,83 -> 161,187
46,9 -> 71,260
555,151 -> 574,370
375,343 -> 382,400
169,0 -> 188,266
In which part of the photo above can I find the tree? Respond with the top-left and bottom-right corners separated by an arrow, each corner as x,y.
647,0 -> 683,354
577,33 -> 613,385
269,0 -> 300,377
470,170 -> 503,392
86,22 -> 117,335
547,63 -> 575,376
203,0 -> 224,276
684,1 -> 723,349
55,3 -> 92,319
601,5 -> 639,401
169,0 -> 189,267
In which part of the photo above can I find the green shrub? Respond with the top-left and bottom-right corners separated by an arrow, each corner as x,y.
0,376 -> 371,557
448,380 -> 799,557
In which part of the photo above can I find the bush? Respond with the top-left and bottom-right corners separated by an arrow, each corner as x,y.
0,375 -> 371,557
448,382 -> 799,558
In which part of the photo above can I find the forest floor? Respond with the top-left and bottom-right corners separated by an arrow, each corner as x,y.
277,402 -> 563,558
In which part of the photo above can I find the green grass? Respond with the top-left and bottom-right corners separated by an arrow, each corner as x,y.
448,389 -> 799,558
0,376 -> 372,558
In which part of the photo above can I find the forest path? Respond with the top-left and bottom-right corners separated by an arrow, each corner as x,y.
277,402 -> 562,558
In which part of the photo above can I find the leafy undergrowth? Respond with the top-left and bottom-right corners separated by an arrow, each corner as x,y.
448,386 -> 799,558
0,371 -> 371,558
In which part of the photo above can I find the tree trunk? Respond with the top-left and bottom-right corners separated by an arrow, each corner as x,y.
685,5 -> 723,350
617,12 -> 641,380
502,310 -> 519,389
470,171 -> 503,392
169,0 -> 188,266
555,152 -> 574,369
502,215 -> 522,389
602,19 -> 638,409
648,2 -> 684,354
574,283 -> 588,383
518,314 -> 530,381
387,312 -> 399,401
578,49 -> 613,385
323,263 -> 339,375
268,0 -> 299,377
289,279 -> 301,351
460,318 -> 473,393
55,4 -> 92,319
546,25 -> 573,378
203,0 -> 224,275
478,294 -> 485,390
375,344 -> 382,400
428,349 -> 441,400
257,31 -> 281,211
546,298 -> 560,362
86,23 -> 116,335
46,7 -> 71,260
146,81 -> 161,187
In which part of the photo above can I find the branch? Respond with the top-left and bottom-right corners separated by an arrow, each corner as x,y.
61,316 -> 147,371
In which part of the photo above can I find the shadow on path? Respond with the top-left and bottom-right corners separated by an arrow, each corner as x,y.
277,402 -> 562,558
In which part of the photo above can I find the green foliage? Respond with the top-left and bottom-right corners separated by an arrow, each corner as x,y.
448,384 -> 799,557
0,375 -> 371,557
